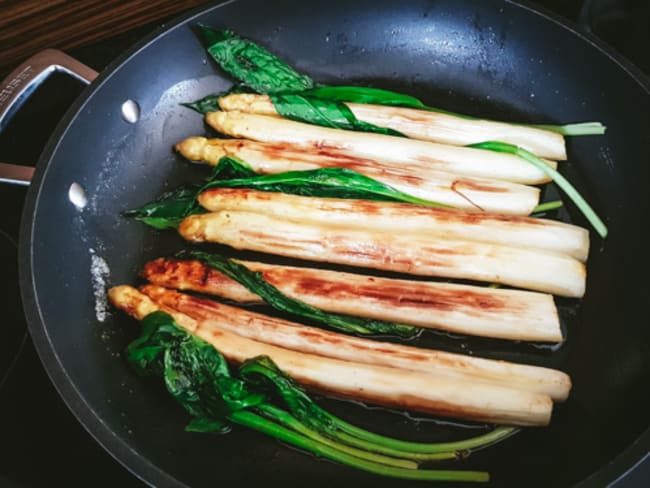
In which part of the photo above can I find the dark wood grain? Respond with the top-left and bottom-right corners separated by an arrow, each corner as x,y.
0,0 -> 210,76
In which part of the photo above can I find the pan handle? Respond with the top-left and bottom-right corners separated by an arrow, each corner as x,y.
0,49 -> 98,186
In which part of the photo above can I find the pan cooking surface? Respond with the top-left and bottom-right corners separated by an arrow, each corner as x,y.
19,0 -> 650,486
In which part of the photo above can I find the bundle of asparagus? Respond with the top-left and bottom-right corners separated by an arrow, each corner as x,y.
205,111 -> 557,185
180,27 -> 606,236
109,25 -> 610,481
109,284 -> 564,426
176,136 -> 541,214
142,255 -> 564,342
178,190 -> 587,298
217,92 -> 569,160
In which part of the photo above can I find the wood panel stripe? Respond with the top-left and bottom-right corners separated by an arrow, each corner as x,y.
0,0 -> 210,76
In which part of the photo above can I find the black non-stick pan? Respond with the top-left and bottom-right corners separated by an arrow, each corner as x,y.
2,0 -> 649,486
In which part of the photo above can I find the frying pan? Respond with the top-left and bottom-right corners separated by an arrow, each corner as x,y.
1,0 -> 648,486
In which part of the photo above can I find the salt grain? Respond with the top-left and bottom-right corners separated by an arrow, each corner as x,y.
89,248 -> 110,322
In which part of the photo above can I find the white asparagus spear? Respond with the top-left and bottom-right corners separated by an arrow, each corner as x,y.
178,210 -> 586,297
219,93 -> 567,160
109,285 -> 554,425
142,257 -> 563,342
176,136 -> 541,215
197,188 -> 589,261
139,283 -> 571,400
205,111 -> 557,185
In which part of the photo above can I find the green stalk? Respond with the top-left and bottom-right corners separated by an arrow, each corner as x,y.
259,404 -> 458,463
256,404 -> 418,469
263,398 -> 506,462
228,410 -> 490,482
532,200 -> 563,214
326,413 -> 517,455
470,141 -> 608,238
332,430 -> 459,462
239,356 -> 515,461
532,122 -> 606,136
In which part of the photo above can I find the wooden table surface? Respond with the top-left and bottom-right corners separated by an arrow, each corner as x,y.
0,0 -> 211,76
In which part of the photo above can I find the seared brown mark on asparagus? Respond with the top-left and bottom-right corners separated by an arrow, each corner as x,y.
109,285 -> 555,425
137,283 -> 570,401
218,93 -> 568,160
142,257 -> 563,342
196,188 -> 589,261
178,211 -> 586,297
205,111 -> 557,184
175,136 -> 540,215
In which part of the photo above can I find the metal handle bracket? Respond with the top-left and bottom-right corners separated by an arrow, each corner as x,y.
0,49 -> 98,185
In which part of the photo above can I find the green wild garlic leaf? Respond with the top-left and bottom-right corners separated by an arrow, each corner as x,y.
176,250 -> 421,338
270,93 -> 404,136
201,159 -> 448,208
197,25 -> 314,94
122,186 -> 205,230
125,156 -> 448,230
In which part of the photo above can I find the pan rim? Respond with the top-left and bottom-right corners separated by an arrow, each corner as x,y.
17,0 -> 649,487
